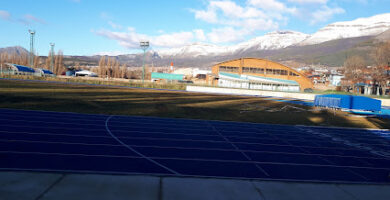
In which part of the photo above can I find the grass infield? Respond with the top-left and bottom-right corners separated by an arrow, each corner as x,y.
1,79 -> 389,129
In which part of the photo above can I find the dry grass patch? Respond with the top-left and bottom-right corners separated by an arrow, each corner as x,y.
1,79 -> 389,129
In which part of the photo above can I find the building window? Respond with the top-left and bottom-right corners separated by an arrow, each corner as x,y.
242,67 -> 251,73
220,66 -> 239,73
243,67 -> 264,74
273,69 -> 281,75
289,71 -> 299,76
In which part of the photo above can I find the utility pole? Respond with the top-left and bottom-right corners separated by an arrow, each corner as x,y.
50,43 -> 55,72
28,30 -> 35,67
140,41 -> 149,84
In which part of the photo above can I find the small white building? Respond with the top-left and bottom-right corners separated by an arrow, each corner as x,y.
75,70 -> 98,77
329,74 -> 344,86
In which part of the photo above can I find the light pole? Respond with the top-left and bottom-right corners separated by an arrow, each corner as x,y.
28,30 -> 35,67
140,41 -> 149,84
50,43 -> 55,72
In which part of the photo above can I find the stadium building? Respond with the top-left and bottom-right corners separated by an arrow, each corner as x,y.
207,58 -> 313,92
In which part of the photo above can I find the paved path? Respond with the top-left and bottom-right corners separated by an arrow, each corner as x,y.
1,172 -> 390,200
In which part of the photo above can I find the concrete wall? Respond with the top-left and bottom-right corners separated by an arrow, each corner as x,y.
186,86 -> 390,106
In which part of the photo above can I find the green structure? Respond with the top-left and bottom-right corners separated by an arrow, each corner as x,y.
151,72 -> 184,81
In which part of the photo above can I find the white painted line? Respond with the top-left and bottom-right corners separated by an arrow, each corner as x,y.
206,121 -> 270,177
105,115 -> 180,175
3,150 -> 390,171
1,138 -> 388,161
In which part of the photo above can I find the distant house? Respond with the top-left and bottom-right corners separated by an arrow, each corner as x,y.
75,70 -> 98,77
329,74 -> 344,86
3,63 -> 54,77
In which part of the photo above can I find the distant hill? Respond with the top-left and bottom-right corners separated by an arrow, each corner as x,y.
0,35 -> 382,68
375,28 -> 390,41
0,46 -> 29,55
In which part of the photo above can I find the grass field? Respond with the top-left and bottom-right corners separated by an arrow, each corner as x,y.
1,79 -> 389,129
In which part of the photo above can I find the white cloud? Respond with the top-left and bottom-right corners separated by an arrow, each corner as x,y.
108,21 -> 123,30
242,18 -> 279,31
309,6 -> 345,24
18,14 -> 46,25
100,12 -> 112,20
194,29 -> 206,41
287,0 -> 328,4
207,27 -> 249,43
24,14 -> 46,24
0,10 -> 11,21
95,0 -> 347,49
193,7 -> 218,23
94,51 -> 128,56
191,0 -> 290,43
210,1 -> 246,19
153,32 -> 194,47
95,28 -> 198,49
249,0 -> 296,13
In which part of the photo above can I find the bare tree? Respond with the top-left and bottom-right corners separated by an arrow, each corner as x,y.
53,50 -> 64,75
372,41 -> 390,95
98,56 -> 106,77
33,54 -> 40,68
343,56 -> 366,93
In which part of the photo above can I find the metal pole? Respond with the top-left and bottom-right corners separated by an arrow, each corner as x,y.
140,41 -> 149,84
50,43 -> 55,72
29,30 -> 35,67
142,48 -> 145,84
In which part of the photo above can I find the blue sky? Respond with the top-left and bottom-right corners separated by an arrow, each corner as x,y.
0,0 -> 389,56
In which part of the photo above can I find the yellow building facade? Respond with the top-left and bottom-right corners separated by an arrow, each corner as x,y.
209,58 -> 313,92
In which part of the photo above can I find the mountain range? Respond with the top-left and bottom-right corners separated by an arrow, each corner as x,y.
156,13 -> 390,59
2,13 -> 390,68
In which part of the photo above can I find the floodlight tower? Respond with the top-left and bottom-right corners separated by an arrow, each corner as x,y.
28,30 -> 36,67
50,43 -> 55,72
140,41 -> 149,84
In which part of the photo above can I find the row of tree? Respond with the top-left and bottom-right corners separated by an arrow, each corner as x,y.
0,51 -> 150,80
97,56 -> 151,79
343,41 -> 390,95
0,51 -> 65,75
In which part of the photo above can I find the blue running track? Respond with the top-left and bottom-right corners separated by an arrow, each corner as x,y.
0,108 -> 389,183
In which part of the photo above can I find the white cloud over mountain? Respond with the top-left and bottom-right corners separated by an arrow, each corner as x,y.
95,0 -> 347,49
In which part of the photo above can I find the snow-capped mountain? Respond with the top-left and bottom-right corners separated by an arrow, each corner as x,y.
300,13 -> 390,45
159,13 -> 390,58
233,31 -> 309,52
159,31 -> 309,58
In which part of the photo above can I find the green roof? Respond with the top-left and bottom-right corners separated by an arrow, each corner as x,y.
151,72 -> 184,80
219,72 -> 242,79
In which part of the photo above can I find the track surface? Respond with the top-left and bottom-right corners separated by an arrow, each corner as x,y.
0,108 -> 389,183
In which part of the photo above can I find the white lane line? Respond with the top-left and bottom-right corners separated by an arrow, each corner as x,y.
2,138 -> 389,161
2,127 -> 388,148
206,121 -> 270,177
3,150 -> 390,170
3,128 -> 385,151
105,115 -> 180,175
